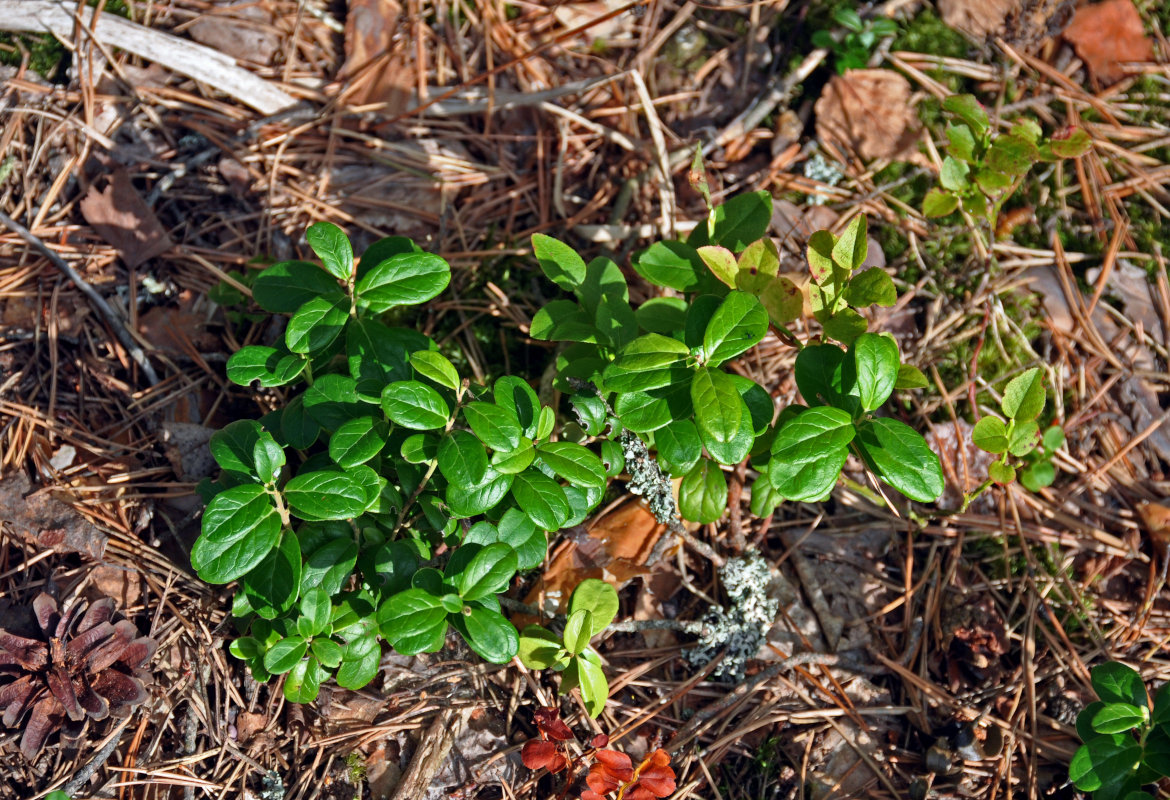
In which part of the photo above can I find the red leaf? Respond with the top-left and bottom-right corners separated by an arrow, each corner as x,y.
586,769 -> 622,795
591,733 -> 609,748
534,706 -> 575,741
1062,0 -> 1155,86
521,740 -> 560,770
594,748 -> 633,776
581,792 -> 605,800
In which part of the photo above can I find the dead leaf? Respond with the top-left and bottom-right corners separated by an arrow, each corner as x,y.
1062,0 -> 1155,86
234,711 -> 268,745
939,0 -> 1023,37
186,2 -> 281,65
0,471 -> 108,560
814,70 -> 925,164
341,0 -> 414,112
90,563 -> 141,608
137,300 -> 216,356
79,170 -> 174,268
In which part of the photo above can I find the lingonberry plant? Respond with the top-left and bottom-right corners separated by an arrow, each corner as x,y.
196,222 -> 609,701
972,366 -> 1063,493
922,94 -> 1092,247
1071,662 -> 1170,800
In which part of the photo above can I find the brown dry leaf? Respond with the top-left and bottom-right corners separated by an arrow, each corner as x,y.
79,170 -> 175,268
814,70 -> 924,164
137,300 -> 216,356
1137,501 -> 1170,554
0,472 -> 108,560
90,564 -> 142,608
1062,0 -> 1155,86
939,0 -> 1022,37
235,711 -> 268,746
186,2 -> 282,65
341,0 -> 414,112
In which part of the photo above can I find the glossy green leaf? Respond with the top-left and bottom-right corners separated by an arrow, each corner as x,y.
492,438 -> 536,474
575,649 -> 609,718
381,380 -> 450,430
614,388 -> 674,433
328,415 -> 386,468
679,458 -> 727,524
569,578 -> 619,634
300,535 -> 358,597
410,350 -> 461,391
1001,367 -> 1045,421
972,416 -> 1008,454
465,509 -> 545,571
832,215 -> 867,272
1092,662 -> 1148,708
336,634 -> 381,689
438,430 -> 489,485
518,625 -> 564,669
512,469 -> 571,530
252,260 -> 342,313
843,267 -> 896,308
1069,740 -> 1141,791
702,291 -> 768,366
377,589 -> 448,654
579,255 -> 628,315
633,240 -> 706,292
286,294 -> 348,355
283,654 -> 324,703
794,343 -> 854,410
263,635 -> 309,675
209,419 -> 265,478
305,221 -> 354,282
464,402 -> 523,451
537,442 -> 606,490
692,191 -> 772,251
853,417 -> 944,502
822,307 -> 868,345
532,233 -> 587,291
401,432 -> 439,464
311,637 -> 343,668
942,94 -> 989,136
192,484 -> 282,583
564,609 -> 593,655
282,395 -> 320,450
284,470 -> 371,521
299,588 -> 332,638
240,531 -> 301,619
595,296 -> 638,350
603,333 -> 691,393
227,346 -> 306,388
1091,703 -> 1147,734
635,296 -> 688,335
691,366 -> 742,446
769,407 -> 854,502
853,333 -> 899,411
655,419 -> 702,476
453,603 -> 519,663
455,542 -> 518,601
356,252 -> 451,312
445,469 -> 512,517
494,376 -> 541,437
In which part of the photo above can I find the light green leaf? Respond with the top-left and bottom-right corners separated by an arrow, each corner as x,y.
679,458 -> 727,524
939,156 -> 970,191
537,441 -> 606,490
633,240 -> 706,292
986,134 -> 1039,176
1008,420 -> 1041,457
894,363 -> 929,390
806,230 -> 837,285
853,333 -> 899,411
492,438 -> 536,474
381,380 -> 450,430
988,461 -> 1016,485
356,252 -> 451,312
285,294 -> 348,354
455,542 -> 518,601
603,333 -> 691,393
227,346 -> 306,388
569,578 -> 619,634
853,417 -> 944,503
575,649 -> 609,718
923,189 -> 960,218
263,635 -> 309,674
563,609 -> 593,655
945,124 -> 977,162
692,368 -> 752,465
702,291 -> 768,366
283,470 -> 372,521
410,350 -> 461,391
532,233 -> 587,291
822,307 -> 868,345
654,419 -> 702,476
518,625 -> 565,669
305,221 -> 354,282
635,296 -> 688,335
735,237 -> 781,293
1001,367 -> 1045,421
697,245 -> 739,288
832,215 -> 868,272
512,469 -> 571,530
283,654 -> 325,703
759,276 -> 804,326
942,94 -> 989,136
972,416 -> 1008,454
843,267 -> 896,308
769,407 -> 854,502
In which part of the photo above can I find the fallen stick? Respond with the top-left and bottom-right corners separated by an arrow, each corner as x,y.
0,0 -> 297,115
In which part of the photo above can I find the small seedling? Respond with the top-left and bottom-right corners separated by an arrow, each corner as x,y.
1071,662 -> 1170,800
923,94 -> 1091,253
972,367 -> 1062,493
518,579 -> 619,717
811,7 -> 898,73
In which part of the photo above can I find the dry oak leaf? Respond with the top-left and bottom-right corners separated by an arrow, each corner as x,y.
814,70 -> 925,164
1062,0 -> 1155,86
939,0 -> 1023,37
79,170 -> 174,268
341,0 -> 415,112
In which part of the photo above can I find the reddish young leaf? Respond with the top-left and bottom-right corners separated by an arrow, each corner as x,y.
522,739 -> 560,771
533,706 -> 575,741
594,749 -> 634,779
591,733 -> 609,749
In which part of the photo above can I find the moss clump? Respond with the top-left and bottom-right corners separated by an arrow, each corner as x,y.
893,9 -> 970,60
0,0 -> 129,79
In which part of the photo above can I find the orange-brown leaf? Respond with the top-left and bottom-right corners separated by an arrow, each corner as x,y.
1062,0 -> 1154,85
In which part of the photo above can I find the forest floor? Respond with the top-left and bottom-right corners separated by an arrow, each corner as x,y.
2,1 -> 1170,798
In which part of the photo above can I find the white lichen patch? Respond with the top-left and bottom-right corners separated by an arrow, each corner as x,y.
683,551 -> 779,681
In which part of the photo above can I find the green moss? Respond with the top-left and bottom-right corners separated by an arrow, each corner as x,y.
893,9 -> 970,60
0,1 -> 129,79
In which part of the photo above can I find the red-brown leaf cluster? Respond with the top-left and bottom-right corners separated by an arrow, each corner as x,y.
521,706 -> 576,774
582,748 -> 676,800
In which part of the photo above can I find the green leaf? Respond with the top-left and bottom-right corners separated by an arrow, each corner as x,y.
923,189 -> 960,218
693,191 -> 773,251
328,415 -> 387,468
603,333 -> 691,393
283,654 -> 324,703
806,230 -> 837,285
532,233 -> 587,291
972,416 -> 1008,454
942,94 -> 989,136
345,318 -> 412,385
438,430 -> 489,485
635,296 -> 688,334
336,634 -> 381,689
692,368 -> 752,465
1042,425 -> 1065,452
453,603 -> 519,663
252,260 -> 343,313
702,291 -> 768,366
286,294 -> 348,355
579,255 -> 629,316
945,124 -> 977,162
853,333 -> 899,411
679,458 -> 727,524
301,535 -> 358,596
894,364 -> 929,390
1008,420 -> 1041,457
986,134 -> 1039,176
311,637 -> 344,669
227,346 -> 306,388
518,625 -> 565,669
455,542 -> 518,601
939,156 -> 970,191
832,215 -> 868,272
633,240 -> 706,292
358,235 -> 419,277
464,402 -> 523,451
240,531 -> 301,619
284,470 -> 371,521
377,589 -> 448,654
282,395 -> 320,450
974,168 -> 1012,194
495,377 -> 540,437
381,380 -> 450,430
569,578 -> 619,634
512,469 -> 571,530
822,308 -> 868,345
794,343 -> 855,410
1092,703 -> 1148,734
655,419 -> 702,475
1069,740 -> 1141,791
1092,662 -> 1148,708
595,296 -> 638,350
843,267 -> 896,308
305,221 -> 354,282
492,438 -> 536,474
192,484 -> 282,583
563,609 -> 593,655
401,432 -> 439,464
759,276 -> 804,326
614,388 -> 677,433
697,245 -> 739,289
1019,460 -> 1056,491
1050,127 -> 1092,158
988,461 -> 1016,484
209,419 -> 265,479
465,509 -> 545,571
410,350 -> 461,391
1001,367 -> 1045,421
853,418 -> 944,502
263,635 -> 309,674
769,407 -> 854,502
575,649 -> 609,718
356,252 -> 451,312
537,442 -> 606,490
445,470 -> 512,517
299,588 -> 332,638
1011,119 -> 1042,143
